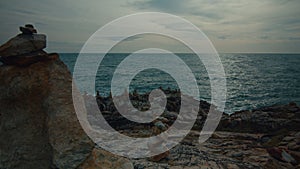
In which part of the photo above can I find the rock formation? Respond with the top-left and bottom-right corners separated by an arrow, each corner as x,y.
0,25 -> 133,169
94,91 -> 300,168
0,24 -> 50,66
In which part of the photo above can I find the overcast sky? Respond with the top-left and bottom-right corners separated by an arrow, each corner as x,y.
0,0 -> 299,53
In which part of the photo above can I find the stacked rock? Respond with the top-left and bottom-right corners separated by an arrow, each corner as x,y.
0,24 -> 57,66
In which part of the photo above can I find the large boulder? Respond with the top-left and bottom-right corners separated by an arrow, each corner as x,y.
0,24 -> 134,168
0,53 -> 134,169
0,57 -> 94,168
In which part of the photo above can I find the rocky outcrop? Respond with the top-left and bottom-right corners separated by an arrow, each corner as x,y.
0,26 -> 133,169
0,53 -> 134,169
93,91 -> 300,168
0,57 -> 92,168
0,24 -> 51,66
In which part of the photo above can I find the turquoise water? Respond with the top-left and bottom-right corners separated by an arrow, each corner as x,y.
60,53 -> 300,114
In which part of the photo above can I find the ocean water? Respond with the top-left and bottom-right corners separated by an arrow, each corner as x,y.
60,53 -> 300,114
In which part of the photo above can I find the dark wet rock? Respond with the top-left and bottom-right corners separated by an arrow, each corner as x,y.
218,103 -> 300,133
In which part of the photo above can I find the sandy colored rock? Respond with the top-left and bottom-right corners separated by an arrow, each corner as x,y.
78,148 -> 133,169
0,58 -> 94,169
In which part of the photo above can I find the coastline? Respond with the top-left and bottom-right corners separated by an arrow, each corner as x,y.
83,88 -> 300,168
1,52 -> 299,168
0,28 -> 299,168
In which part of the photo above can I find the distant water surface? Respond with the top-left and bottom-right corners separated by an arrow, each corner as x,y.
60,53 -> 300,114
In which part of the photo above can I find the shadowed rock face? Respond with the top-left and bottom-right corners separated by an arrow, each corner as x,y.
0,26 -> 134,169
0,57 -> 94,168
0,55 -> 134,169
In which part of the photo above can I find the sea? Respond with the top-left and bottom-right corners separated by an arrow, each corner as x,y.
60,53 -> 300,114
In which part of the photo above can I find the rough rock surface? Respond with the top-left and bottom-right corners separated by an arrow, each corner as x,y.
0,56 -> 91,168
78,148 -> 134,169
218,102 -> 300,133
92,92 -> 300,169
0,50 -> 52,66
130,131 -> 299,169
0,55 -> 133,169
0,34 -> 46,57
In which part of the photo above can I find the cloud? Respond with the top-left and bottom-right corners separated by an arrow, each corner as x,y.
130,0 -> 300,42
130,0 -> 187,13
0,0 -> 299,53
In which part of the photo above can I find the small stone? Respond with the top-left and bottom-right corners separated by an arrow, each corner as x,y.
267,147 -> 284,162
134,164 -> 145,169
282,150 -> 296,164
283,136 -> 295,142
148,151 -> 170,162
78,148 -> 134,169
19,24 -> 37,34
231,152 -> 244,158
295,132 -> 300,138
288,142 -> 300,151
289,151 -> 300,164
227,163 -> 240,169
289,102 -> 297,107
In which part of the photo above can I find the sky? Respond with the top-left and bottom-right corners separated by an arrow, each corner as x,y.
0,0 -> 299,53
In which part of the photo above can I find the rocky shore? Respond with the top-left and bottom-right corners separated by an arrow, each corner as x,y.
89,90 -> 300,169
0,25 -> 299,169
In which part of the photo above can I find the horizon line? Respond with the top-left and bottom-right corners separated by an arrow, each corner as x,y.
56,52 -> 300,54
